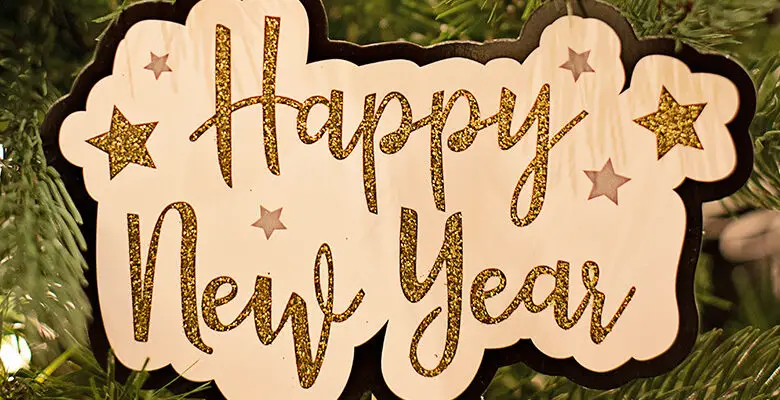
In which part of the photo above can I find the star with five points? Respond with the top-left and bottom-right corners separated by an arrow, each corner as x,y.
560,48 -> 595,82
252,206 -> 287,239
584,159 -> 631,205
634,86 -> 706,159
144,52 -> 173,80
86,106 -> 158,179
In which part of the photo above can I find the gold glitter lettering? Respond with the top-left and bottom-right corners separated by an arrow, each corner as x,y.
582,261 -> 637,344
378,93 -> 414,154
551,261 -> 590,329
207,24 -> 232,187
127,203 -> 212,354
127,214 -> 150,341
201,276 -> 242,331
329,92 -> 411,214
192,25 -> 588,221
447,88 -> 516,152
506,84 -> 588,227
255,244 -> 364,388
260,16 -> 285,175
191,17 -> 301,183
400,89 -> 515,213
199,244 -> 363,388
397,91 -> 449,212
400,208 -> 463,377
470,261 -> 635,344
469,268 -> 507,324
296,92 -> 340,144
328,93 -> 377,213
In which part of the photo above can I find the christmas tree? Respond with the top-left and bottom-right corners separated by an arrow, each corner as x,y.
0,0 -> 778,398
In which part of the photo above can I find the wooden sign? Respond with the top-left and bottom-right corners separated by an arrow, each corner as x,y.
42,0 -> 755,398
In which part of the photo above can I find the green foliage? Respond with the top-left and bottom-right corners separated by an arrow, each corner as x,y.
0,0 -> 113,358
613,0 -> 777,51
322,0 -> 538,44
0,0 -> 778,398
485,326 -> 780,399
2,347 -> 209,399
430,0 -> 527,42
323,0 -> 441,44
741,54 -> 780,210
728,262 -> 780,332
433,0 -> 541,41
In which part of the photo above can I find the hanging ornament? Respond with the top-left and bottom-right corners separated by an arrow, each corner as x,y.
41,0 -> 756,398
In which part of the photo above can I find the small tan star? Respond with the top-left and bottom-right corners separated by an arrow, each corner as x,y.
560,48 -> 595,82
144,52 -> 172,80
584,159 -> 631,205
634,87 -> 706,159
252,206 -> 287,239
87,107 -> 158,179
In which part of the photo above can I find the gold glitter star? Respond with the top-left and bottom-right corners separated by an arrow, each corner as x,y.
634,87 -> 706,159
252,206 -> 287,239
87,106 -> 158,179
144,52 -> 172,80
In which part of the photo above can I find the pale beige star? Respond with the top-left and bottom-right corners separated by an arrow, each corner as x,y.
560,48 -> 595,82
86,106 -> 157,179
634,87 -> 706,159
252,206 -> 287,239
144,52 -> 172,80
584,159 -> 631,205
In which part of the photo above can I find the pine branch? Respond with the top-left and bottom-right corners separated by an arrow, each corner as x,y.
614,0 -> 778,52
3,346 -> 210,399
322,0 -> 442,44
485,326 -> 780,399
734,54 -> 780,210
0,70 -> 91,354
0,0 -> 112,361
432,0 -> 538,42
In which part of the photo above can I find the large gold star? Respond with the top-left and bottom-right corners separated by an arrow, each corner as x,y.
87,106 -> 158,179
634,87 -> 706,159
